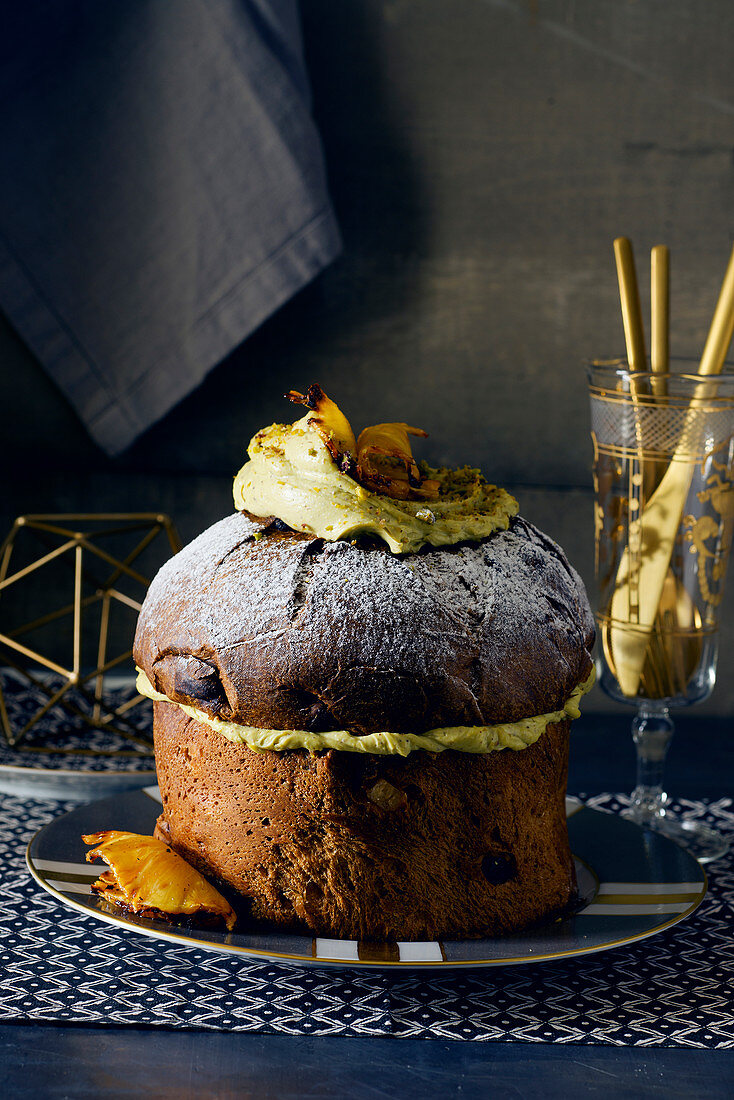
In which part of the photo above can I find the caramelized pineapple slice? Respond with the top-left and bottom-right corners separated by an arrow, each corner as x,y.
357,423 -> 440,501
82,831 -> 237,931
285,385 -> 439,500
286,383 -> 357,463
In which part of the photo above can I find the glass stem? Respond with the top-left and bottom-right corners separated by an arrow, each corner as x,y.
630,703 -> 674,822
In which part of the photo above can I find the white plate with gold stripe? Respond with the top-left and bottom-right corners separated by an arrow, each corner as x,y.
26,790 -> 706,968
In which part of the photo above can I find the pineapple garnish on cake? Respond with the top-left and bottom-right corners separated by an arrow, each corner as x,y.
82,831 -> 237,931
234,384 -> 517,552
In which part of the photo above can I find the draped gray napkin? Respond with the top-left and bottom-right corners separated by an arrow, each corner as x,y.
0,1 -> 341,454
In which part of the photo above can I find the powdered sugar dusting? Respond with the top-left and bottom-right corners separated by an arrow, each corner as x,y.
135,512 -> 265,655
134,513 -> 594,732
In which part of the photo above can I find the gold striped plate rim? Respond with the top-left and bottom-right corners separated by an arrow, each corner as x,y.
26,847 -> 708,969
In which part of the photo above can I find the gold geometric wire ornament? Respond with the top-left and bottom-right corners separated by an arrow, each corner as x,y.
0,514 -> 181,756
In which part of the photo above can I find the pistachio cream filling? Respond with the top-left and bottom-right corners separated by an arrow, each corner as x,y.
136,668 -> 595,758
232,416 -> 519,555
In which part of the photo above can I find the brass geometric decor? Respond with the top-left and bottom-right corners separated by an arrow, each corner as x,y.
0,514 -> 180,755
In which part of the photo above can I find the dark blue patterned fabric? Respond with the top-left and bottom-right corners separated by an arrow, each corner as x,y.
1,790 -> 733,1046
0,669 -> 153,771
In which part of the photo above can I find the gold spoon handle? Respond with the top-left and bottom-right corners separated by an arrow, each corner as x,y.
651,245 -> 669,395
614,237 -> 647,379
700,241 -> 734,377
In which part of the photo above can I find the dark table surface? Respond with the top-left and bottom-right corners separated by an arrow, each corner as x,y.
4,711 -> 734,1099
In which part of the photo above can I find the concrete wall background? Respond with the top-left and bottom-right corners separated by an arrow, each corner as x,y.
3,0 -> 734,716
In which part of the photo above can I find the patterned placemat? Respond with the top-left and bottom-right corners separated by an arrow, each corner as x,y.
1,791 -> 733,1046
0,669 -> 153,771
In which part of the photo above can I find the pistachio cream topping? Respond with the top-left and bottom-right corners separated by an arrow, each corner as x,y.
136,668 -> 595,758
233,415 -> 519,554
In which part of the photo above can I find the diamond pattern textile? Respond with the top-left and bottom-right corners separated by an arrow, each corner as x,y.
1,790 -> 732,1046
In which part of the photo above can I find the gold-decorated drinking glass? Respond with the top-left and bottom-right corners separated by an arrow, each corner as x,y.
588,359 -> 734,862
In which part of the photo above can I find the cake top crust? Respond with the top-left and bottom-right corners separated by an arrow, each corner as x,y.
134,511 -> 595,735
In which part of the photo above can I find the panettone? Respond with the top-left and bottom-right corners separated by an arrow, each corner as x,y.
132,388 -> 595,939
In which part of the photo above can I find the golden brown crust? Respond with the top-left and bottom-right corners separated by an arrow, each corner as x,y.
134,512 -> 594,735
153,701 -> 577,941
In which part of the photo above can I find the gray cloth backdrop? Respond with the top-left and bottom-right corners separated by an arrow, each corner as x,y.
0,0 -> 341,454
